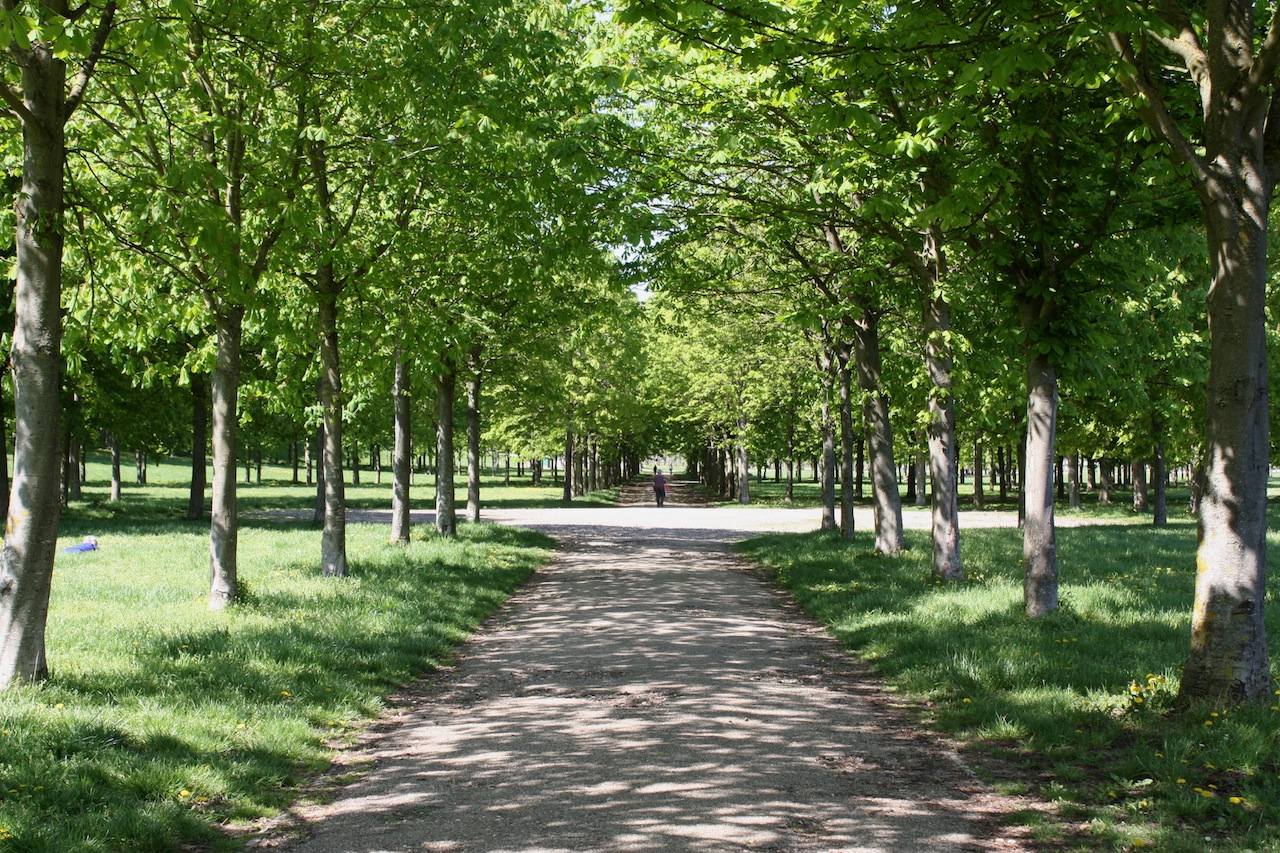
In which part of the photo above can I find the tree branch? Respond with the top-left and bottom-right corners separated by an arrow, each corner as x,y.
1105,30 -> 1208,185
0,81 -> 39,128
65,0 -> 117,119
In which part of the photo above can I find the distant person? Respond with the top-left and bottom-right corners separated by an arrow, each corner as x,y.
63,535 -> 99,553
653,467 -> 667,507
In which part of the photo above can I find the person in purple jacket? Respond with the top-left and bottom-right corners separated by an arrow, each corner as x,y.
653,467 -> 667,507
63,535 -> 99,553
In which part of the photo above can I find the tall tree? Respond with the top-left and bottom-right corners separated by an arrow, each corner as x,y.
1103,0 -> 1276,704
0,0 -> 117,687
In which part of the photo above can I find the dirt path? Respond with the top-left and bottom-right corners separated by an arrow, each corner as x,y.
267,488 -> 1040,852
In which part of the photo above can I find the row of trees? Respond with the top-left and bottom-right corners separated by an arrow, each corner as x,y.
0,0 -> 664,688
611,0 -> 1276,705
0,1 -> 1273,709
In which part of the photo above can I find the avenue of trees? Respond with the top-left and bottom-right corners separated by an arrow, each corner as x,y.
0,0 -> 1275,709
613,0 -> 1277,706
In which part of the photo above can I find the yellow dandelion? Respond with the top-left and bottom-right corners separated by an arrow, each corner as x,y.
280,691 -> 292,697
1230,797 -> 1244,804
1176,778 -> 1186,784
179,789 -> 190,798
962,698 -> 971,704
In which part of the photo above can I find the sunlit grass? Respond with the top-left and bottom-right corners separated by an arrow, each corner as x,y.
0,487 -> 555,853
739,517 -> 1280,853
69,454 -> 616,514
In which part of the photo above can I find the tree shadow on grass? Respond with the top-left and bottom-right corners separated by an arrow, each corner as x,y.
737,526 -> 1201,730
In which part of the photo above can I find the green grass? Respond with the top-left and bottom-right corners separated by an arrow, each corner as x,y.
72,454 -> 617,514
718,470 -> 1195,522
0,468 -> 559,853
738,517 -> 1280,852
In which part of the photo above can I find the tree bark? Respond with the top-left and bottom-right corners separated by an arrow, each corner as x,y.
1152,414 -> 1168,527
466,345 -> 482,523
818,355 -> 836,531
317,262 -> 347,576
1181,167 -> 1272,703
973,437 -> 985,510
391,345 -> 411,544
435,360 -> 457,536
736,415 -> 750,506
1133,458 -> 1149,512
1068,451 -> 1082,510
562,429 -> 574,502
852,305 -> 904,555
187,374 -> 208,519
1023,351 -> 1059,617
914,444 -> 928,508
0,35 -> 68,685
925,284 -> 961,580
785,413 -> 795,502
208,306 -> 243,608
836,341 -> 855,540
313,419 -> 325,524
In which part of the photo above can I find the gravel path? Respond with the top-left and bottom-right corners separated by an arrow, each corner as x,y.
268,488 -> 1040,853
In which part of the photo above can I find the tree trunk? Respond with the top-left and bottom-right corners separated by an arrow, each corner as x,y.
1017,434 -> 1027,529
836,342 -> 855,540
110,434 -> 122,502
997,445 -> 1008,504
317,263 -> 347,576
1068,452 -> 1082,510
1180,161 -> 1272,703
313,418 -> 324,524
973,437 -> 985,510
924,283 -> 961,579
1098,458 -> 1113,505
0,34 -> 74,686
466,346 -> 482,523
435,361 -> 457,536
853,307 -> 904,555
1023,351 -> 1059,618
0,382 -> 8,518
819,359 -> 836,531
904,450 -> 917,504
736,417 -> 750,505
785,414 -> 795,502
391,345 -> 411,544
914,444 -> 928,508
187,374 -> 208,519
855,431 -> 865,499
349,444 -> 359,486
1152,414 -> 1168,528
208,307 -> 243,608
1133,458 -> 1149,512
590,439 -> 600,493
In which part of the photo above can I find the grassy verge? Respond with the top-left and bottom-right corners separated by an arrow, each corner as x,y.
738,520 -> 1280,852
0,496 -> 555,852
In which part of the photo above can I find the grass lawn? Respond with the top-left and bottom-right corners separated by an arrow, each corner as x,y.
0,458 -> 565,852
738,513 -> 1280,852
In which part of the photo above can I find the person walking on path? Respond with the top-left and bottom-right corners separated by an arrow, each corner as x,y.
652,467 -> 667,507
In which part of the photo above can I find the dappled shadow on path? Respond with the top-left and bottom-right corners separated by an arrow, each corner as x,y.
278,522 -> 1033,853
